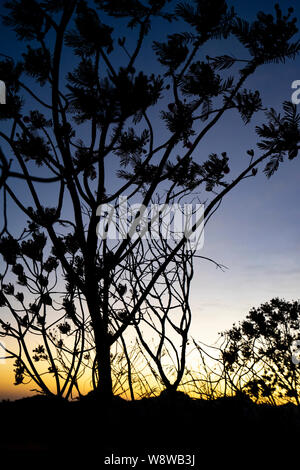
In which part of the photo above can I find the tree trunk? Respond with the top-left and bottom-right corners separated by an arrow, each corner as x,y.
94,328 -> 113,400
84,220 -> 114,400
86,286 -> 113,400
86,300 -> 113,400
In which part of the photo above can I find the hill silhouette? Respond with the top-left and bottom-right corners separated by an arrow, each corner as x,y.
0,392 -> 299,467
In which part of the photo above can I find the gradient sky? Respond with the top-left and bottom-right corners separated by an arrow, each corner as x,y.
190,0 -> 300,343
0,0 -> 300,398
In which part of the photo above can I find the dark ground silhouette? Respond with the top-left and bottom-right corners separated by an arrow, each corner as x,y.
0,392 -> 299,466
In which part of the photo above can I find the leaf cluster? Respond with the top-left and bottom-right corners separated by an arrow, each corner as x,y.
0,235 -> 20,264
232,89 -> 262,124
2,0 -> 48,41
175,0 -> 234,40
22,45 -> 51,85
21,231 -> 47,261
14,132 -> 53,166
197,152 -> 230,191
65,2 -> 113,56
161,102 -> 194,142
166,155 -> 201,190
68,68 -> 163,126
115,128 -> 150,166
232,5 -> 300,65
153,34 -> 190,72
24,110 -> 52,130
256,101 -> 300,177
95,0 -> 173,27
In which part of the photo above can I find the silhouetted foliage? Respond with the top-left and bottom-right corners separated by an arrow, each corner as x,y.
221,298 -> 300,404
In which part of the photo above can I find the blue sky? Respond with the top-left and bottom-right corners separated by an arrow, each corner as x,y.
188,0 -> 300,342
0,0 -> 300,397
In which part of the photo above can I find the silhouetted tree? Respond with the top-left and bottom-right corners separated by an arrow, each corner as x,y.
0,220 -> 91,397
0,0 -> 300,399
221,298 -> 300,404
129,224 -> 226,394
